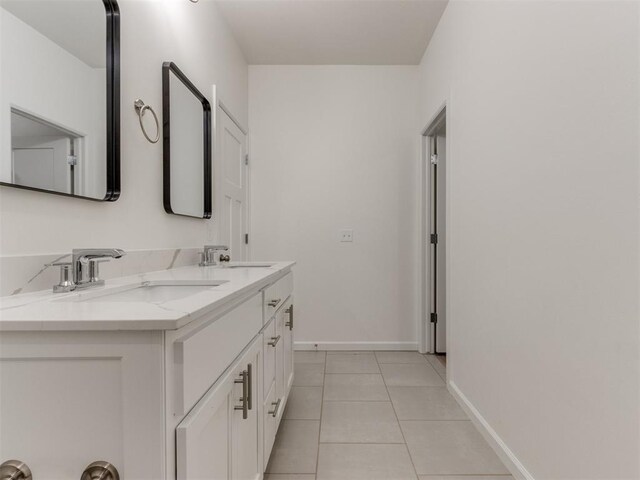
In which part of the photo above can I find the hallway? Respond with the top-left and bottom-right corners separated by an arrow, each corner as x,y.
266,351 -> 512,479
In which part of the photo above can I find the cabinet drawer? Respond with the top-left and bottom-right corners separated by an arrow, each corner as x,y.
263,272 -> 293,320
173,293 -> 262,415
262,317 -> 276,400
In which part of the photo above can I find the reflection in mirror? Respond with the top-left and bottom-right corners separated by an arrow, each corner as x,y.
162,62 -> 212,219
11,109 -> 82,194
0,0 -> 120,200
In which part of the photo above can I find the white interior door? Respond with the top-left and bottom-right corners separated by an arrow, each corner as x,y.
217,107 -> 248,261
435,134 -> 446,353
12,137 -> 71,192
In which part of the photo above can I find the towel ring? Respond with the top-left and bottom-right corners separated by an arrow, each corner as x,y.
134,99 -> 160,144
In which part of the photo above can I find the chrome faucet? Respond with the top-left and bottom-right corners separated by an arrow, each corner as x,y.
47,248 -> 125,293
71,248 -> 125,289
199,245 -> 229,266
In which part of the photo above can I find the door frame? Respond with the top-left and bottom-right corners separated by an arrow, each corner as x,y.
212,86 -> 251,260
419,103 -> 449,356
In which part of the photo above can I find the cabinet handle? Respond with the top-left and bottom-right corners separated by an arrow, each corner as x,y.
268,335 -> 281,347
234,370 -> 248,419
80,461 -> 120,480
268,299 -> 281,307
247,363 -> 253,411
268,398 -> 282,418
285,304 -> 294,330
0,460 -> 32,480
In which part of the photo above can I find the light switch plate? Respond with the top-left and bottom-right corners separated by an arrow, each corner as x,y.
340,229 -> 354,242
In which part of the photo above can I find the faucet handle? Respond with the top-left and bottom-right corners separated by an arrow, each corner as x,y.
45,261 -> 72,268
204,245 -> 229,252
88,259 -> 111,284
45,262 -> 75,293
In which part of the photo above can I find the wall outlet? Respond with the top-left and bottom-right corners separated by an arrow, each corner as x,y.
340,229 -> 354,242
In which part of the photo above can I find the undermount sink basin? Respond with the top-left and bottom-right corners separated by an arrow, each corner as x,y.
60,280 -> 228,303
222,262 -> 275,269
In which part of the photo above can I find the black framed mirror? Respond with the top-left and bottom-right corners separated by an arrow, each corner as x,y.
0,0 -> 120,201
162,62 -> 212,219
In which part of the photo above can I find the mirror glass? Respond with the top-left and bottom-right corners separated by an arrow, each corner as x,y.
163,62 -> 211,219
0,0 -> 119,200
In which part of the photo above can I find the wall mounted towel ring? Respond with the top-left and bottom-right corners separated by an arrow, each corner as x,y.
134,99 -> 160,144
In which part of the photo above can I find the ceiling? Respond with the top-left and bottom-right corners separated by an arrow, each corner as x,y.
215,0 -> 448,65
11,110 -> 72,138
1,0 -> 106,68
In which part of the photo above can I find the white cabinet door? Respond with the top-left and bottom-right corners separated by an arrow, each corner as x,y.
176,371 -> 234,480
177,336 -> 263,480
231,338 -> 262,480
0,331 -> 164,480
283,301 -> 294,391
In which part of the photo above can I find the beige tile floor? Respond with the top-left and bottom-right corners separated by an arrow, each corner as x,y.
265,351 -> 513,480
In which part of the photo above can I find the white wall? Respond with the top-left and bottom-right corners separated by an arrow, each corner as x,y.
0,0 -> 247,256
249,66 -> 419,349
419,1 -> 639,478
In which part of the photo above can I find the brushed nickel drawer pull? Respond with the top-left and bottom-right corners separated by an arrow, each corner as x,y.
234,370 -> 248,419
268,335 -> 281,347
268,398 -> 282,417
267,299 -> 281,307
285,304 -> 294,330
247,363 -> 253,411
0,460 -> 32,480
80,461 -> 119,480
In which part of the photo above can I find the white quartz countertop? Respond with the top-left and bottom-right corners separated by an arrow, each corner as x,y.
0,262 -> 295,331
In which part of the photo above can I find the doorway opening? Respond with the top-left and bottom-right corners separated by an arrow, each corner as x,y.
421,107 -> 446,356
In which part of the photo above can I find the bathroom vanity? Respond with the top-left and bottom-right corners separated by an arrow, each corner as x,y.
0,262 -> 295,480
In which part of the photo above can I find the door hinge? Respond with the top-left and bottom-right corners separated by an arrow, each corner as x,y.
245,154 -> 249,166
67,155 -> 78,166
430,154 -> 438,165
245,233 -> 249,245
430,233 -> 438,244
430,313 -> 438,324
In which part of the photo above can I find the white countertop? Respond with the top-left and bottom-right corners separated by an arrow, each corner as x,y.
0,262 -> 295,331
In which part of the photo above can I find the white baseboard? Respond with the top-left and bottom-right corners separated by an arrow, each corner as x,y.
294,341 -> 418,351
448,381 -> 535,480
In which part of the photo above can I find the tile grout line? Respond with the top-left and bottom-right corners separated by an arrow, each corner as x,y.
423,353 -> 447,383
318,441 -> 406,444
375,351 -> 422,480
313,352 -> 327,479
424,354 -> 446,383
281,416 -> 470,423
419,355 -> 444,380
290,352 -> 468,479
